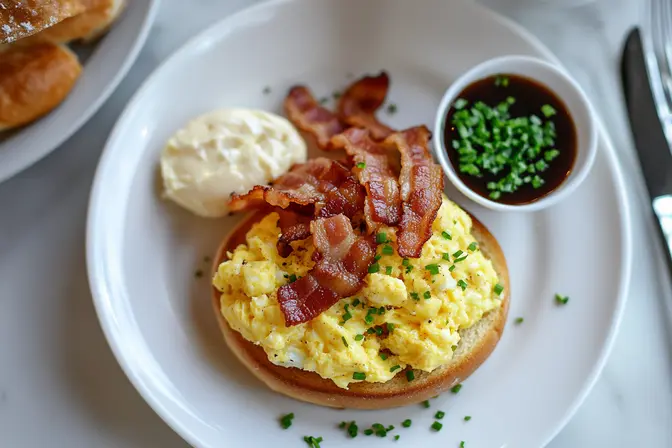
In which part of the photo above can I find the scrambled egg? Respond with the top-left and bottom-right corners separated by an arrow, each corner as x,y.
213,196 -> 502,389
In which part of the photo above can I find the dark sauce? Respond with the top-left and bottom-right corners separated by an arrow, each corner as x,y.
444,74 -> 577,205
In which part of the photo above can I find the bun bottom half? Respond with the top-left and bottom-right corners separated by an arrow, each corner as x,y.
211,210 -> 510,409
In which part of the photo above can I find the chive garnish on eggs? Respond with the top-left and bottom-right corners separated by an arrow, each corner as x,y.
494,283 -> 504,295
376,232 -> 388,244
353,372 -> 366,380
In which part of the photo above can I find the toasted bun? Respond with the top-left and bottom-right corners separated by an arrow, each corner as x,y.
211,210 -> 510,409
0,42 -> 82,131
20,0 -> 126,45
0,0 -> 85,44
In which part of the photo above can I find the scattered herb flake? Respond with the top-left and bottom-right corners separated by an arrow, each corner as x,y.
406,370 -> 415,382
368,263 -> 380,274
514,317 -> 524,324
467,242 -> 478,251
423,291 -> 431,300
303,436 -> 323,448
341,336 -> 349,347
382,245 -> 394,255
385,266 -> 393,275
386,103 -> 398,114
442,231 -> 452,240
435,411 -> 445,419
457,279 -> 468,291
422,400 -> 431,409
425,264 -> 440,275
353,372 -> 366,381
464,416 -> 472,421
390,365 -> 401,372
280,413 -> 294,429
451,384 -> 463,394
402,419 -> 412,428
376,232 -> 388,244
431,421 -> 443,432
555,294 -> 569,305
355,334 -> 364,341
494,283 -> 504,295
356,162 -> 366,169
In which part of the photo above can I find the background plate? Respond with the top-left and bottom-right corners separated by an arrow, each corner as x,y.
87,0 -> 632,446
0,0 -> 160,183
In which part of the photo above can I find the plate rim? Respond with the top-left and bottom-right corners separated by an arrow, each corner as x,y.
85,0 -> 633,446
0,0 -> 161,184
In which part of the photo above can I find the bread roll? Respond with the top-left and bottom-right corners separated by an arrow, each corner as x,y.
0,43 -> 82,131
20,0 -> 126,45
211,211 -> 510,409
0,0 -> 84,44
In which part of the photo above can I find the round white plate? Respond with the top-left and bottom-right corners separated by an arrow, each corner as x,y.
86,0 -> 632,447
0,0 -> 160,184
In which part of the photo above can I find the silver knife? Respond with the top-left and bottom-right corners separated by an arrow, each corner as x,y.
621,28 -> 672,270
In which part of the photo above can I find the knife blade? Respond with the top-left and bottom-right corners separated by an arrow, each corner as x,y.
621,28 -> 672,266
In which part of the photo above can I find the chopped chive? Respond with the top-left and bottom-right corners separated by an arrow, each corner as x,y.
406,370 -> 415,382
380,352 -> 388,360
356,162 -> 366,169
457,279 -> 468,290
454,98 -> 468,110
303,436 -> 323,448
402,419 -> 412,428
390,365 -> 401,372
374,254 -> 382,262
386,266 -> 393,275
449,264 -> 456,272
431,421 -> 443,431
378,306 -> 385,315
352,298 -> 360,307
467,242 -> 478,251
435,411 -> 445,419
347,421 -> 358,438
394,435 -> 400,441
375,326 -> 383,336
410,292 -> 420,301
442,253 -> 451,261
386,322 -> 394,333
288,274 -> 297,283
453,250 -> 463,258
494,283 -> 504,295
464,416 -> 472,421
451,384 -> 462,394
555,294 -> 569,305
541,104 -> 557,117
405,265 -> 413,274
353,372 -> 366,380
376,232 -> 388,244
386,425 -> 395,432
355,334 -> 364,341
454,255 -> 468,263
367,327 -> 375,334
402,258 -> 410,266
368,263 -> 380,274
425,264 -> 440,275
460,442 -> 466,448
423,291 -> 431,300
514,317 -> 524,324
422,400 -> 431,408
365,314 -> 374,325
382,245 -> 394,255
280,413 -> 294,429
386,103 -> 398,115
364,429 -> 374,436
341,336 -> 348,347
442,231 -> 452,240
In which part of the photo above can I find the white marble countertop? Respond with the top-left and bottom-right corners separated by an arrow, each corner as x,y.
1,0 -> 671,446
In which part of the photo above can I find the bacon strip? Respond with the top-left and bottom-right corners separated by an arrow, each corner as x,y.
228,158 -> 364,218
276,210 -> 312,258
277,215 -> 376,326
284,86 -> 345,149
384,126 -> 444,258
338,72 -> 394,141
331,128 -> 401,230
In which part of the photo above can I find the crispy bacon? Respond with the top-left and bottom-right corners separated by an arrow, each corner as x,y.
385,126 -> 444,258
228,158 -> 364,218
338,72 -> 394,141
276,210 -> 312,258
284,86 -> 345,149
277,215 -> 376,326
331,128 -> 401,230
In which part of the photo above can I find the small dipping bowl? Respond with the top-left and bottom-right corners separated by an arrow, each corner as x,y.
434,55 -> 598,212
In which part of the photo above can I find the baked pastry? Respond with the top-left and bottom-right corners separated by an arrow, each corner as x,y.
0,0 -> 84,44
20,0 -> 126,45
0,42 -> 82,131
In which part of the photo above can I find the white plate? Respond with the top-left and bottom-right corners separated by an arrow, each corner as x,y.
86,0 -> 632,447
0,0 -> 160,183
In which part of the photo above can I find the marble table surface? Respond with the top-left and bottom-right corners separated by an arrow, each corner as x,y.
1,0 -> 671,446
